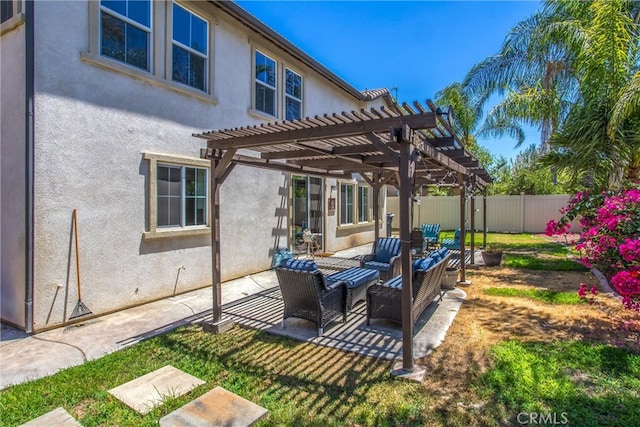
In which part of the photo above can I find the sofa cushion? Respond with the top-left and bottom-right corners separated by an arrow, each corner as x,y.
415,257 -> 435,271
373,238 -> 401,263
438,247 -> 449,258
412,258 -> 425,271
362,261 -> 392,272
279,259 -> 318,272
382,275 -> 403,289
325,267 -> 379,289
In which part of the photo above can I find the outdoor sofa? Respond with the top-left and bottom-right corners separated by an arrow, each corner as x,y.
275,259 -> 379,336
366,248 -> 451,326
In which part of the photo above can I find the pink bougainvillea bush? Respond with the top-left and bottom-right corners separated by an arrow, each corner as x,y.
546,182 -> 640,311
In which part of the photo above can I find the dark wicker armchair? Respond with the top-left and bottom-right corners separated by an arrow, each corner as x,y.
275,259 -> 347,337
360,237 -> 402,281
366,248 -> 451,326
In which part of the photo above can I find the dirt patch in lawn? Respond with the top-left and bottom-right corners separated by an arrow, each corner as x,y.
418,258 -> 640,409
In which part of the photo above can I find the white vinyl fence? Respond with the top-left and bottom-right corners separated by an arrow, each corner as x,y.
387,194 -> 581,234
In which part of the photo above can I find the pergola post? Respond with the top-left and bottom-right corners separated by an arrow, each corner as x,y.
458,172 -> 467,284
398,126 -> 414,373
373,171 -> 380,242
483,192 -> 487,248
202,154 -> 234,333
470,189 -> 475,265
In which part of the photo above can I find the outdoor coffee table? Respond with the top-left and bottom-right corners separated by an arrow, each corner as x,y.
314,256 -> 362,271
325,267 -> 380,309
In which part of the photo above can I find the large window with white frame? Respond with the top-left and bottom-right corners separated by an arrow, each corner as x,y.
358,185 -> 371,223
157,164 -> 207,228
339,182 -> 355,225
285,68 -> 303,120
339,181 -> 372,226
172,2 -> 208,92
254,50 -> 277,116
100,0 -> 151,71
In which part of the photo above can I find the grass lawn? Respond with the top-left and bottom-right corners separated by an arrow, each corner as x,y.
439,231 -> 588,271
1,233 -> 639,426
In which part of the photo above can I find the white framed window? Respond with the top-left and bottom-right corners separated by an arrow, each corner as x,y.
357,185 -> 371,223
1,0 -> 14,23
157,164 -> 207,228
339,182 -> 355,226
143,153 -> 210,239
339,181 -> 373,226
254,50 -> 277,116
100,0 -> 151,71
285,68 -> 303,120
172,2 -> 208,92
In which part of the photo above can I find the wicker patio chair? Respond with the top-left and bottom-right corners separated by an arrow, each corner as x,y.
441,229 -> 461,250
366,248 -> 451,326
360,237 -> 402,281
275,259 -> 347,337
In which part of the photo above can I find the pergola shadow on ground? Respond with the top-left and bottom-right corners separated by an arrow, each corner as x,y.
195,100 -> 491,373
209,285 -> 467,361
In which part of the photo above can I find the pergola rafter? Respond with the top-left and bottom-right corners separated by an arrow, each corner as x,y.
194,100 -> 492,374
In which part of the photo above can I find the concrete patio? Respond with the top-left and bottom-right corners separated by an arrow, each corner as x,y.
1,244 -> 481,390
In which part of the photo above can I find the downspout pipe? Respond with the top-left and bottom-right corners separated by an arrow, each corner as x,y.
24,0 -> 35,333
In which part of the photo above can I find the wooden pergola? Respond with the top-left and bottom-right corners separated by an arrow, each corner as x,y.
194,100 -> 491,374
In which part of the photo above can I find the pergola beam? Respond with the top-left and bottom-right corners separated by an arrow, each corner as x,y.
204,112 -> 437,150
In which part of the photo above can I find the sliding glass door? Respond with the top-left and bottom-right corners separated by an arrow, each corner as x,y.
292,175 -> 323,253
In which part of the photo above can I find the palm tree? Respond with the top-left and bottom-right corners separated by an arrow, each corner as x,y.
434,82 -> 494,169
463,9 -> 578,150
464,0 -> 640,189
540,0 -> 640,187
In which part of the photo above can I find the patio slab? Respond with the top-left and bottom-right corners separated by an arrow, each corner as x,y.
19,407 -> 80,427
108,365 -> 205,415
159,386 -> 268,427
217,285 -> 467,361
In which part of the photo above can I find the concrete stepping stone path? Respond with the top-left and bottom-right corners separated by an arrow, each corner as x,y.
19,407 -> 81,427
160,386 -> 268,427
108,365 -> 205,415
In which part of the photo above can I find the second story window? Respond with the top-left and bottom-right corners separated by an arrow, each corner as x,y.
255,50 -> 277,116
1,0 -> 14,23
285,68 -> 302,120
100,0 -> 151,71
172,3 -> 208,92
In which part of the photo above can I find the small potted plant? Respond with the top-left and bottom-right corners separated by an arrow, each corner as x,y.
481,244 -> 503,267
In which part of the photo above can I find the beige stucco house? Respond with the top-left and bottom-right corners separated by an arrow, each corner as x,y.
1,0 -> 394,332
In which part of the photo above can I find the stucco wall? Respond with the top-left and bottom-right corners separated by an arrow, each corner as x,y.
1,20 -> 27,328
29,1 -> 384,330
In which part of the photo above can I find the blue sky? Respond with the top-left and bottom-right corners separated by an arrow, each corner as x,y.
236,0 -> 543,160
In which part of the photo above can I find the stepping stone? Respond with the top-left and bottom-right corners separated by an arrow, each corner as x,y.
108,365 -> 205,415
19,407 -> 80,427
159,386 -> 268,427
